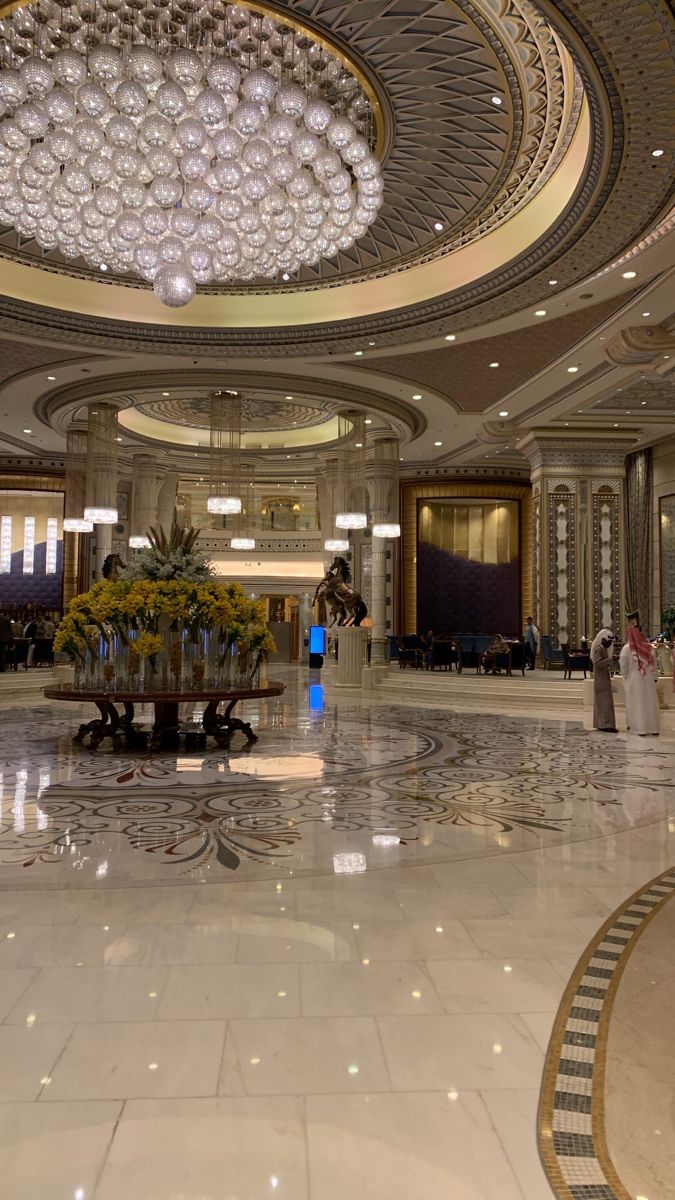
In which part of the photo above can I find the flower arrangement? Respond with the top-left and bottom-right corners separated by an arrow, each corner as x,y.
55,523 -> 275,691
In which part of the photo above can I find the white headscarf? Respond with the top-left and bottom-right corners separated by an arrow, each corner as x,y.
591,628 -> 614,656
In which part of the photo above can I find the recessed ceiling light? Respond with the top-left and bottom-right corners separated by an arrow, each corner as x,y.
499,410 -> 509,417
489,362 -> 499,368
115,436 -> 122,442
444,334 -> 456,341
491,95 -> 503,105
364,418 -> 372,424
652,149 -> 664,157
642,312 -> 651,317
162,391 -> 170,396
100,263 -> 108,271
285,395 -> 293,400
567,366 -> 579,373
354,350 -> 363,356
368,341 -> 375,346
642,400 -> 647,405
46,375 -> 55,381
613,423 -> 619,428
434,221 -> 443,232
412,393 -> 422,400
434,440 -> 442,446
548,279 -> 557,286
622,270 -> 637,279
23,428 -> 32,434
534,309 -> 546,316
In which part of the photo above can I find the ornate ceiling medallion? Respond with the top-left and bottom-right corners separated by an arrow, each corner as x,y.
0,0 -> 383,305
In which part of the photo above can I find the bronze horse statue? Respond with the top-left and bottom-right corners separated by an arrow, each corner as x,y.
313,556 -> 368,627
102,553 -> 125,581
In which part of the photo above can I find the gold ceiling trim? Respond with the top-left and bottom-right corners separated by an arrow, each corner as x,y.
0,100 -> 591,328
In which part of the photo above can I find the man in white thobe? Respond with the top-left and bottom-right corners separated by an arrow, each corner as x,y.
619,624 -> 660,736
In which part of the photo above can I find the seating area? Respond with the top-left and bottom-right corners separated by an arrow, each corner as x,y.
395,634 -> 528,676
394,633 -> 590,679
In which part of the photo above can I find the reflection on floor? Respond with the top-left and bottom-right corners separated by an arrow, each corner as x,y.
0,664 -> 672,1199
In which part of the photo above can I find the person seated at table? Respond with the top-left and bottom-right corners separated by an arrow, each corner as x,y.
482,634 -> 510,674
0,609 -> 14,673
421,629 -> 434,667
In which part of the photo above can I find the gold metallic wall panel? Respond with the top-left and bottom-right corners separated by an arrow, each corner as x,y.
401,481 -> 532,634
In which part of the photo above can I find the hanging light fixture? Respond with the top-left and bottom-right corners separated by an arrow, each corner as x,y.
84,404 -> 118,524
324,537 -> 350,552
230,461 -> 256,550
129,535 -> 151,548
335,410 -> 367,529
63,427 -> 93,532
0,3 -> 383,308
372,522 -> 400,538
208,389 -> 242,516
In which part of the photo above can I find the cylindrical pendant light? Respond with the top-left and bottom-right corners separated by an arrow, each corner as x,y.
63,427 -> 93,532
335,410 -> 367,529
84,403 -> 118,524
208,390 -> 242,517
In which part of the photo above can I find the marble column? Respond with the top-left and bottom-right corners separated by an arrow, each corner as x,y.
63,425 -> 87,605
130,453 -> 164,541
518,430 -> 633,645
157,471 -> 179,530
85,402 -> 118,581
368,437 -> 400,666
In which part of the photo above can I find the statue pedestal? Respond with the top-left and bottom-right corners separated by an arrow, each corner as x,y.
336,626 -> 367,687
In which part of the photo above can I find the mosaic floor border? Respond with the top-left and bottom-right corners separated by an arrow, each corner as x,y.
538,866 -> 675,1200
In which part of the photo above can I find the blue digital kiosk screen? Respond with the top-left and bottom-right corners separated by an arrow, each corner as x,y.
309,625 -> 327,655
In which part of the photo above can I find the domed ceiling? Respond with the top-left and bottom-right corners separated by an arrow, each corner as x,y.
0,0 -> 672,357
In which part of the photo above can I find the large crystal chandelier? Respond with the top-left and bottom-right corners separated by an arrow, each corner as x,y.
0,1 -> 383,307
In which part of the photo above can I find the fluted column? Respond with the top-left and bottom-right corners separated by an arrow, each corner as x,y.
369,437 -> 399,665
518,430 -> 633,644
157,471 -> 179,530
130,453 -> 165,541
85,402 -> 119,579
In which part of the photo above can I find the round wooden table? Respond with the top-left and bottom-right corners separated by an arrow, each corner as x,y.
43,683 -> 285,751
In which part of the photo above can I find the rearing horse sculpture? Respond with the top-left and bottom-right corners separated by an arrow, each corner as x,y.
313,556 -> 368,627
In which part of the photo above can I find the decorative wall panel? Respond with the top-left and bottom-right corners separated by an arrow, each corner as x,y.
593,484 -> 621,635
548,487 -> 577,645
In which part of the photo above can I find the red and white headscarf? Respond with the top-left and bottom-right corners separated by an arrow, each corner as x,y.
626,624 -> 654,676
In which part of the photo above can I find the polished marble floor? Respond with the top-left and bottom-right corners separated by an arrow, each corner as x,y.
0,664 -> 673,1198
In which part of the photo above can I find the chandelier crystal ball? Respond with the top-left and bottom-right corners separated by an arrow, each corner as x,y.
0,3 -> 383,307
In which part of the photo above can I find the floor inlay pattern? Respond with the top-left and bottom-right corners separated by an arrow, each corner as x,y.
1,692 -> 674,887
539,868 -> 675,1200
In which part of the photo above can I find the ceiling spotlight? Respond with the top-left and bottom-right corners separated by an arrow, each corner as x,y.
162,391 -> 170,397
434,221 -> 444,232
100,263 -> 108,271
622,270 -> 637,279
491,95 -> 503,105
46,375 -> 55,381
534,309 -> 546,317
115,437 -> 123,443
364,418 -> 372,424
567,366 -> 579,373
281,272 -> 290,281
445,334 -> 456,342
368,341 -> 375,346
613,423 -> 619,428
642,312 -> 651,317
499,410 -> 509,417
23,428 -> 32,434
354,350 -> 363,357
285,395 -> 293,400
548,279 -> 557,285
434,440 -> 442,446
489,362 -> 499,368
652,149 -> 664,157
412,393 -> 422,400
